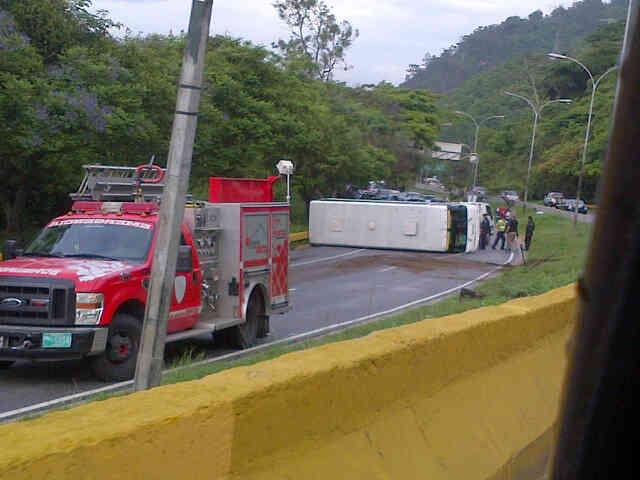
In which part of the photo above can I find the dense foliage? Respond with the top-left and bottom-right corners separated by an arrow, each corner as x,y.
403,0 -> 628,93
0,0 -> 439,237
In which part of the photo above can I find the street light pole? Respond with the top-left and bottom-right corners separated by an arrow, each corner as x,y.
548,53 -> 619,227
454,111 -> 505,188
504,92 -> 572,213
472,123 -> 480,187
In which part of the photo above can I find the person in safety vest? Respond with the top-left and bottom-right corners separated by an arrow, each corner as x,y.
492,216 -> 507,250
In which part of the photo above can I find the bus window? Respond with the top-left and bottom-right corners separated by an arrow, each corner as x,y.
448,206 -> 467,253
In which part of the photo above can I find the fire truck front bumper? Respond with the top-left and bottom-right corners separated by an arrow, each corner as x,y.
0,325 -> 108,361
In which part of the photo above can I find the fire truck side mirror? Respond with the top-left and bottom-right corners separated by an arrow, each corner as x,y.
176,245 -> 193,273
2,240 -> 20,261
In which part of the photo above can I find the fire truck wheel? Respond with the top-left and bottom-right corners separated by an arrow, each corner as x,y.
0,361 -> 14,369
90,313 -> 141,382
231,290 -> 263,349
257,313 -> 270,338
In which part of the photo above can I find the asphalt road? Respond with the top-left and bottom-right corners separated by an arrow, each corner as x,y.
0,245 -> 509,417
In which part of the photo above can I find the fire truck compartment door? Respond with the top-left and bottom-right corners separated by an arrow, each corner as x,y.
243,214 -> 269,267
270,212 -> 289,308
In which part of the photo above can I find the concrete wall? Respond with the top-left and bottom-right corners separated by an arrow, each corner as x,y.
0,285 -> 575,479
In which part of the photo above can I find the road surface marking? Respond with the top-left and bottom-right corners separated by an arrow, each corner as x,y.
379,266 -> 397,273
290,249 -> 366,268
0,251 -> 513,424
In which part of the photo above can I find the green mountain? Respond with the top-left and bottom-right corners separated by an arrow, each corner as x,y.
414,1 -> 627,201
402,0 -> 628,93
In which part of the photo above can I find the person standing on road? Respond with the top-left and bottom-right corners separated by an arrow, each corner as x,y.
525,216 -> 535,251
492,216 -> 507,250
480,214 -> 491,250
506,214 -> 519,251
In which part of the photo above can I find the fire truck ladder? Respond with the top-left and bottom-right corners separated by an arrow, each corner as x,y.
71,164 -> 167,202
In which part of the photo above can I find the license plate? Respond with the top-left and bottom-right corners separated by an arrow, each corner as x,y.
42,333 -> 72,349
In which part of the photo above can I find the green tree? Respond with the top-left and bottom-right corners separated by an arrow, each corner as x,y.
273,0 -> 358,81
1,0 -> 117,64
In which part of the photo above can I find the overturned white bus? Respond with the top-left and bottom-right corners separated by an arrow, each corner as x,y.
309,199 -> 491,253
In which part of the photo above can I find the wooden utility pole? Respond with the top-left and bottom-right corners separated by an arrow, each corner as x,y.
134,0 -> 214,391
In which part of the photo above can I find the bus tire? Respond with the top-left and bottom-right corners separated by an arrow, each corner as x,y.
90,313 -> 141,382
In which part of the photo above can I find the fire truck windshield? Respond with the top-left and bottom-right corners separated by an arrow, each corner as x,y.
25,222 -> 154,263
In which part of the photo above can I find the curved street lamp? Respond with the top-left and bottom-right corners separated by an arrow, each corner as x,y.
504,91 -> 572,212
548,52 -> 619,226
454,111 -> 505,188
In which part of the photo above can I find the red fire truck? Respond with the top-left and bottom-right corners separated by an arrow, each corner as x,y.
0,165 -> 291,381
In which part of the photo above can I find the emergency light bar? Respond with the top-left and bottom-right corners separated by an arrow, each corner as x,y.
71,201 -> 160,215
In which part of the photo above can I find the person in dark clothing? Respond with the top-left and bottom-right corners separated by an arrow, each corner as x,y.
480,214 -> 491,250
524,216 -> 535,251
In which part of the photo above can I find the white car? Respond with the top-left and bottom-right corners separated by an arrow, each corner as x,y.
501,190 -> 519,202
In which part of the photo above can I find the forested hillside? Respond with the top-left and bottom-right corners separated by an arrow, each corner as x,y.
0,0 -> 438,237
403,0 -> 628,93
433,19 -> 624,201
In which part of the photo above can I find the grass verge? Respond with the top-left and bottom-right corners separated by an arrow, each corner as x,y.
162,209 -> 590,386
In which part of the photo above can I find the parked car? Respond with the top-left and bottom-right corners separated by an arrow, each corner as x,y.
543,192 -> 565,207
401,192 -> 429,202
501,190 -> 519,202
376,188 -> 402,200
562,199 -> 589,214
424,176 -> 441,185
468,186 -> 488,202
356,190 -> 377,200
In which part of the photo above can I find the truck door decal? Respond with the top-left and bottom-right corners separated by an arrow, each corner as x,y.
243,214 -> 269,267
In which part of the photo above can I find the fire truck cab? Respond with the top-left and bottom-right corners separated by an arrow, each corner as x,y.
0,165 -> 291,381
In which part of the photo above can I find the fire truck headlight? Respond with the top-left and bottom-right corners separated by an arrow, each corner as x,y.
75,293 -> 104,325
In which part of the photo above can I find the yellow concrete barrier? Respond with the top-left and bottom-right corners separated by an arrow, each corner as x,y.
0,285 -> 576,480
289,231 -> 309,242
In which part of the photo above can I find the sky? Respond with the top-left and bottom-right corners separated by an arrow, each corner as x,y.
92,0 -> 574,85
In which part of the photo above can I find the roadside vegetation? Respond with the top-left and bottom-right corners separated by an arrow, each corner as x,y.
0,0 -> 438,237
162,209 -> 590,385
